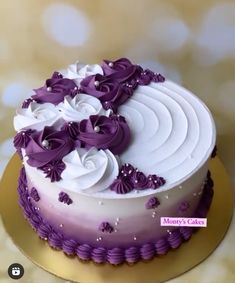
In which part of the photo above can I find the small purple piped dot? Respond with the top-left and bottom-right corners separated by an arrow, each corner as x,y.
99,222 -> 114,233
58,192 -> 73,205
30,187 -> 40,202
179,201 -> 190,212
145,197 -> 160,209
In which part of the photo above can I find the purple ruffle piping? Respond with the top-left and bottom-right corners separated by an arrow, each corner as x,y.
18,167 -> 214,265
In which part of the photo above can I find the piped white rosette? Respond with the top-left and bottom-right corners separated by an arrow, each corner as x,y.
13,102 -> 62,131
60,62 -> 103,86
57,93 -> 111,122
59,147 -> 119,194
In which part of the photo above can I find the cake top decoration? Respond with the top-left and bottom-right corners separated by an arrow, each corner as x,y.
13,57 -> 170,195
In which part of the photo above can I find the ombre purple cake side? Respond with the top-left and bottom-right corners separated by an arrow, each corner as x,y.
18,167 -> 214,264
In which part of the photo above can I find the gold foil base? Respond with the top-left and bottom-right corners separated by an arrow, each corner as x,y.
0,155 -> 233,283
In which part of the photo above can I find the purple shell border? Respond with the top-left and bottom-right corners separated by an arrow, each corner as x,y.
18,167 -> 214,265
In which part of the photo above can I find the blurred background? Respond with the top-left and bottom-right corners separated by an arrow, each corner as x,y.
0,0 -> 235,282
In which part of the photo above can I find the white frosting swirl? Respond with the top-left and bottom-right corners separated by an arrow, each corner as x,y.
13,102 -> 62,132
60,147 -> 119,193
60,62 -> 103,86
118,80 -> 216,188
58,93 -> 110,122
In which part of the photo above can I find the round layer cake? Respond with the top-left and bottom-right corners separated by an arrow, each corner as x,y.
13,58 -> 216,264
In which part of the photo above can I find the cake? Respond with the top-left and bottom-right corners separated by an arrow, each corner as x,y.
13,58 -> 216,265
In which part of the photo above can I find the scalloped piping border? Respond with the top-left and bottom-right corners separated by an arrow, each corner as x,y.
17,167 -> 214,265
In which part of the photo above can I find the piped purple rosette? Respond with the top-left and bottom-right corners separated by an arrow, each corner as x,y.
22,126 -> 74,182
25,126 -> 75,168
32,72 -> 78,105
78,114 -> 131,155
80,58 -> 165,113
18,167 -> 214,265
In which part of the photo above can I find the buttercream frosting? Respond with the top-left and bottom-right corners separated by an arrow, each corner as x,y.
14,102 -> 62,132
17,166 -> 214,264
60,62 -> 103,86
60,147 -> 119,193
32,72 -> 78,105
58,93 -> 110,122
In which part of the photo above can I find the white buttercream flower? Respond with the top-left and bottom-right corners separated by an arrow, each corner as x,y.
60,61 -> 103,86
57,93 -> 110,122
13,102 -> 62,131
60,147 -> 119,193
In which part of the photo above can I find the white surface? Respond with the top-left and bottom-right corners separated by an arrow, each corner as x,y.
14,102 -> 62,131
58,93 -> 109,122
60,147 -> 119,193
60,62 -> 103,85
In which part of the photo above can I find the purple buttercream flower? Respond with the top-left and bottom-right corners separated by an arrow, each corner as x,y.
132,170 -> 148,189
61,121 -> 80,140
58,192 -> 73,205
78,114 -> 131,155
25,126 -> 74,168
13,129 -> 35,150
147,174 -> 166,189
178,201 -> 190,212
102,58 -> 135,76
98,222 -> 114,233
30,187 -> 40,202
32,72 -> 78,105
80,73 -> 135,112
22,97 -> 33,108
101,58 -> 143,84
40,160 -> 66,182
110,176 -> 133,194
145,197 -> 160,209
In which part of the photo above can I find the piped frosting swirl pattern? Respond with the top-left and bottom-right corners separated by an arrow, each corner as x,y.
118,81 -> 216,188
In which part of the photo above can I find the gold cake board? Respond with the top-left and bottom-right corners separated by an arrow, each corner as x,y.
0,154 -> 233,283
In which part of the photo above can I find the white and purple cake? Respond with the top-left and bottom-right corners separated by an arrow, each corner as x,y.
13,58 -> 216,264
